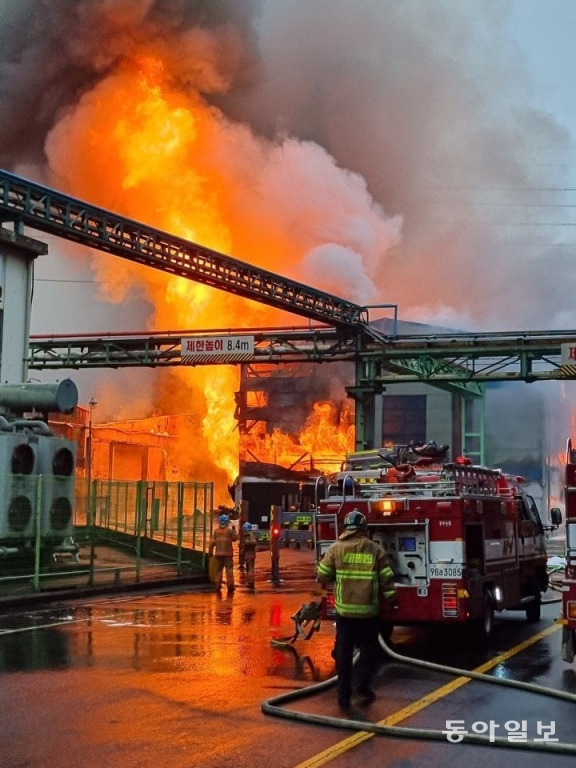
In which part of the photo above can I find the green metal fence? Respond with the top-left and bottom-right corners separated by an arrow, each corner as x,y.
90,479 -> 213,546
0,475 -> 214,598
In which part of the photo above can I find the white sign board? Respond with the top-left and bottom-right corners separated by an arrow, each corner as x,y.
562,343 -> 576,365
181,335 -> 255,364
561,343 -> 576,377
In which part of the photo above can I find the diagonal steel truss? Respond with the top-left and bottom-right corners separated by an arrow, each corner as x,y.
0,167 -> 485,395
0,169 -> 366,329
5,169 -> 576,399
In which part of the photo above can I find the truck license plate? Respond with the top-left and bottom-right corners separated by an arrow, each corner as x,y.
429,565 -> 463,578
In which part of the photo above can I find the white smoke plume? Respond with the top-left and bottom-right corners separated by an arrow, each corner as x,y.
217,0 -> 574,331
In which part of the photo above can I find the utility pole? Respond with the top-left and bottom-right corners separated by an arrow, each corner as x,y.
87,397 -> 97,585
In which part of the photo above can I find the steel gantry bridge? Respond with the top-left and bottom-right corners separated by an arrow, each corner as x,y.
1,168 -> 576,449
27,326 -> 576,384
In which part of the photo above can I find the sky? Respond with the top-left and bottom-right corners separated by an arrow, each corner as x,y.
510,0 -> 576,135
3,0 -> 576,414
508,0 -> 576,230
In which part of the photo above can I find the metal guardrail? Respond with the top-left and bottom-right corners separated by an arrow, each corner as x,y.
0,476 -> 215,597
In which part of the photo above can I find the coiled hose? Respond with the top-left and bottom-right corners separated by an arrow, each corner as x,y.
262,625 -> 576,755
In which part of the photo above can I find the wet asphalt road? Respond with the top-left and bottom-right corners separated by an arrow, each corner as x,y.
0,555 -> 575,768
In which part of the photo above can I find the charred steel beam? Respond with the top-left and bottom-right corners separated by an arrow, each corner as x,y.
0,168 -> 367,329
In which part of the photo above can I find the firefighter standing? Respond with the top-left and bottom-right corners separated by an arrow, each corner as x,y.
209,514 -> 239,593
316,509 -> 397,709
241,522 -> 258,591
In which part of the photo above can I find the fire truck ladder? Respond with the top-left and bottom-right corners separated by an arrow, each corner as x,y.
312,474 -> 360,564
312,508 -> 340,563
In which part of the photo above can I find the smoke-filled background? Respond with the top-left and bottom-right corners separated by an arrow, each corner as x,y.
1,0 -> 575,493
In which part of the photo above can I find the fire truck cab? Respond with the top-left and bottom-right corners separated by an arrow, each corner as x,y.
314,446 -> 561,638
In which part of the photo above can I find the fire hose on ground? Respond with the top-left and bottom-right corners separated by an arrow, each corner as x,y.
261,594 -> 576,756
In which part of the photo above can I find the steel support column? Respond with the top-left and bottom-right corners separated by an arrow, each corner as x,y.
0,227 -> 46,385
461,396 -> 485,465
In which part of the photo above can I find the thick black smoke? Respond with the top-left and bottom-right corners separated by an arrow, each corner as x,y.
0,0 -> 262,169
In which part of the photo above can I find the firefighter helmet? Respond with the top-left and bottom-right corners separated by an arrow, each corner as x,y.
219,514 -> 229,526
343,509 -> 367,530
242,522 -> 252,532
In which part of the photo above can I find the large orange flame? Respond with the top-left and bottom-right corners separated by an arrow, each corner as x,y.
240,401 -> 354,473
45,55 -> 395,495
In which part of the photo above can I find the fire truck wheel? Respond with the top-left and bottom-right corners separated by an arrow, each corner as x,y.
525,589 -> 541,623
479,590 -> 494,638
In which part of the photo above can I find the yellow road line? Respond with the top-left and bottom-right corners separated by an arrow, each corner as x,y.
295,623 -> 561,768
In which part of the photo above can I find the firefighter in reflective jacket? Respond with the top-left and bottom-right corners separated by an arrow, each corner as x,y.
241,522 -> 258,591
209,514 -> 240,593
317,509 -> 397,709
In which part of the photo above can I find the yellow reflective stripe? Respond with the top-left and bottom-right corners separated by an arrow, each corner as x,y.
334,576 -> 380,616
342,552 -> 374,565
335,581 -> 342,607
335,603 -> 377,615
317,562 -> 333,577
334,596 -> 376,613
335,569 -> 377,579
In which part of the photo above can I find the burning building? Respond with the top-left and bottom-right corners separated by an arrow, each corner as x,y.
0,1 -> 574,511
236,361 -> 355,474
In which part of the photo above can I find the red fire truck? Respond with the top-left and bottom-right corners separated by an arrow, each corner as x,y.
314,445 -> 562,637
560,439 -> 576,662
